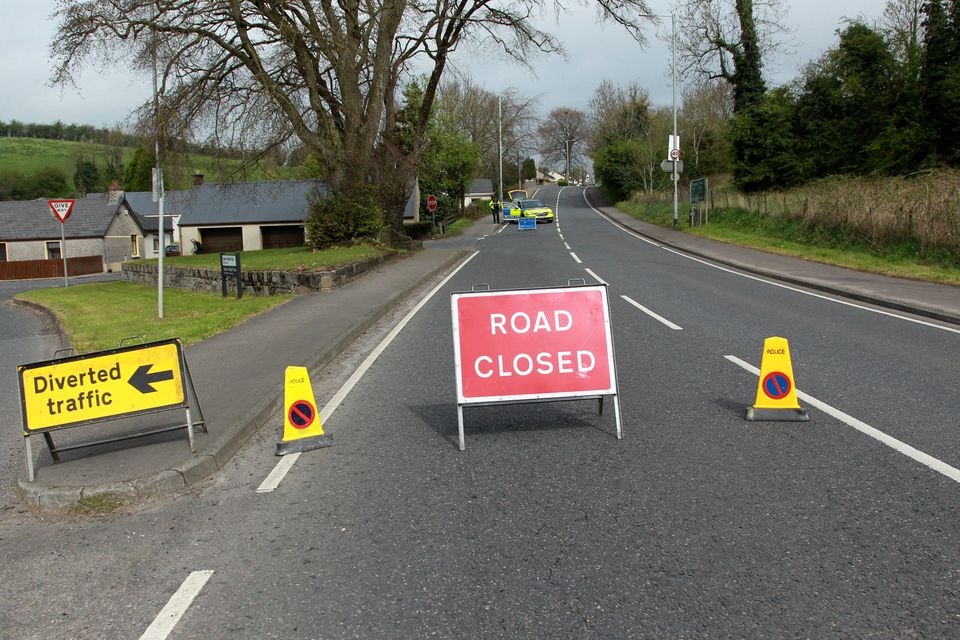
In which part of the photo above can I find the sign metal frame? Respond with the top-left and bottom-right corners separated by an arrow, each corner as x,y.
17,338 -> 205,482
450,283 -> 622,450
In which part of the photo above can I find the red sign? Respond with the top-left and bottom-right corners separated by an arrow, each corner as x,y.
451,286 -> 617,404
48,199 -> 75,223
426,194 -> 437,211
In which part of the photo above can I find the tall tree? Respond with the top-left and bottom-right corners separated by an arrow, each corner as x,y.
587,80 -> 650,153
538,108 -> 588,178
52,0 -> 654,231
675,0 -> 789,113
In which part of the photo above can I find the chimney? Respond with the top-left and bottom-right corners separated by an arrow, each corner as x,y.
107,180 -> 124,205
193,173 -> 204,187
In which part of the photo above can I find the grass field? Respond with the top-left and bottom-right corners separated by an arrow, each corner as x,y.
0,137 -> 300,191
16,281 -> 292,353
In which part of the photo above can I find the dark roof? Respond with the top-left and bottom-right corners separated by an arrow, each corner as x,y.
0,194 -> 128,241
124,191 -> 179,234
467,179 -> 493,195
153,180 -> 328,227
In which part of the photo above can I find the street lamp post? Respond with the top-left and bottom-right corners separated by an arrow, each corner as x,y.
640,12 -> 679,229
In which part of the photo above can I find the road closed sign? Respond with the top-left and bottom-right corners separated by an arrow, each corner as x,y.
451,285 -> 618,404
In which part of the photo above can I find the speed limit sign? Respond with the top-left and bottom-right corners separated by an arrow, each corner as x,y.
669,148 -> 683,160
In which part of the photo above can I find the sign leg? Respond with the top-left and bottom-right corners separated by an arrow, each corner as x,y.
613,394 -> 623,440
25,435 -> 35,482
185,407 -> 195,452
457,405 -> 465,451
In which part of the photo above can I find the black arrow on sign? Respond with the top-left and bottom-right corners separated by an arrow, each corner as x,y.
128,364 -> 174,394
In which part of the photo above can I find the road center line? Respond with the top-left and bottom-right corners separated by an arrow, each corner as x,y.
621,295 -> 683,330
584,268 -> 608,285
496,224 -> 507,234
564,242 -> 571,250
724,355 -> 960,484
570,252 -> 582,264
256,251 -> 480,493
139,570 -> 214,640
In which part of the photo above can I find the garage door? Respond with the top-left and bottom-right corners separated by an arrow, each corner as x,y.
200,227 -> 243,253
261,225 -> 306,249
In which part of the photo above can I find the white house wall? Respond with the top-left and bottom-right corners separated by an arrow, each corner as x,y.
242,225 -> 263,251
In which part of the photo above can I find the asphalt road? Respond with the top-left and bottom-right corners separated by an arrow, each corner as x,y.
2,189 -> 959,639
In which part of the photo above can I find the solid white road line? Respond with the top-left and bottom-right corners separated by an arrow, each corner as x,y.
256,251 -> 481,493
139,570 -> 214,640
496,224 -> 507,234
256,451 -> 301,493
584,268 -> 608,285
580,189 -> 959,335
724,355 -> 960,485
570,252 -> 582,264
621,295 -> 683,331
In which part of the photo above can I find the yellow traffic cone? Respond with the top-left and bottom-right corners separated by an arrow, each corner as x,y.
276,366 -> 334,455
746,337 -> 809,422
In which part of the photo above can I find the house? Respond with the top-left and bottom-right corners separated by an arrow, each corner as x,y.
463,179 -> 494,207
124,191 -> 181,259
166,180 -> 327,253
0,192 -> 145,272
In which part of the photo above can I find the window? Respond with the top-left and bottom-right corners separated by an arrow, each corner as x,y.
45,241 -> 62,260
0,242 -> 6,262
153,236 -> 160,252
131,235 -> 140,258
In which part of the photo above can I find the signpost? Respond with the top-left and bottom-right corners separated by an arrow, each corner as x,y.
17,338 -> 205,481
689,177 -> 708,226
47,199 -> 75,288
518,217 -> 536,230
220,252 -> 242,298
427,194 -> 438,231
450,284 -> 622,450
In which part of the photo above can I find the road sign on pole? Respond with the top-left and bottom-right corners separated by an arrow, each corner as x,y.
48,200 -> 74,223
426,194 -> 437,211
48,200 -> 74,288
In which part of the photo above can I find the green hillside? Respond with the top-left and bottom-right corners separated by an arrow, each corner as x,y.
0,137 -> 301,194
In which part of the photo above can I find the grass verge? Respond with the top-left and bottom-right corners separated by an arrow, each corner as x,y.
618,199 -> 960,285
17,281 -> 292,353
148,244 -> 390,271
70,493 -> 123,516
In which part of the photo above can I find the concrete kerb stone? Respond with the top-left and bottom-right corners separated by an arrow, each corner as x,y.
175,453 -> 219,486
131,469 -> 186,498
8,298 -> 70,352
587,201 -> 960,326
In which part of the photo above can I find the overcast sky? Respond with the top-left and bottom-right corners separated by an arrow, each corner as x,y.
0,1 -> 885,130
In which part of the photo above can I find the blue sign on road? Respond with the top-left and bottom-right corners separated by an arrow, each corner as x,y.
518,217 -> 536,230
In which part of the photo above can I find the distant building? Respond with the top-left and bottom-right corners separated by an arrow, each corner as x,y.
0,193 -> 144,272
464,178 -> 494,206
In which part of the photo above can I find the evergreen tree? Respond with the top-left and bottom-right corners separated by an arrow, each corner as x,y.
122,145 -> 153,191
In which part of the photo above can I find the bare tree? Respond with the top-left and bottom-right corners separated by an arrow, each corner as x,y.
52,0 -> 654,229
587,79 -> 651,152
538,108 -> 588,178
674,0 -> 790,112
882,0 -> 925,68
680,78 -> 733,172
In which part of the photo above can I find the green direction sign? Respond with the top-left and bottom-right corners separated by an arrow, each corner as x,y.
690,178 -> 708,203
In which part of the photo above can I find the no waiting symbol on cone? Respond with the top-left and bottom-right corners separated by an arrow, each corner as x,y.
287,400 -> 316,429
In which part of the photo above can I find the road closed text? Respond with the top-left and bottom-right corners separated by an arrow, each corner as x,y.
452,287 -> 616,402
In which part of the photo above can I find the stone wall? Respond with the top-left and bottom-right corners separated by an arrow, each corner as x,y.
121,253 -> 394,295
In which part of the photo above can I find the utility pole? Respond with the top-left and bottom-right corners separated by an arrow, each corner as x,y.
498,96 -> 504,202
671,13 -> 679,229
152,32 -> 165,319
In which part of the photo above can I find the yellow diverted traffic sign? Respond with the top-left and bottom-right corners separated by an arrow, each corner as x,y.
18,339 -> 187,433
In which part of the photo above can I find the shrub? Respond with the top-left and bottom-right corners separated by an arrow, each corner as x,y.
306,184 -> 384,248
403,221 -> 434,239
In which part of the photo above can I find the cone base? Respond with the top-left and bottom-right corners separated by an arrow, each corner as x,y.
276,434 -> 334,456
746,407 -> 809,422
